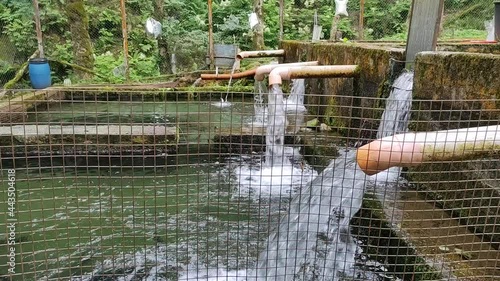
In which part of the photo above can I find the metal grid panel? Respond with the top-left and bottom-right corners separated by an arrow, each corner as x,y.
0,83 -> 498,280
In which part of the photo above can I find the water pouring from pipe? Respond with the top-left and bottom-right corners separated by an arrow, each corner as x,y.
252,70 -> 413,281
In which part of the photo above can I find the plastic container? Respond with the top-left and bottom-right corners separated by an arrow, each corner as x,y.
28,58 -> 51,89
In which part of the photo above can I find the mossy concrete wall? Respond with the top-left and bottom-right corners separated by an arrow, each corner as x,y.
412,51 -> 500,131
410,51 -> 500,249
280,41 -> 500,249
280,40 -> 405,136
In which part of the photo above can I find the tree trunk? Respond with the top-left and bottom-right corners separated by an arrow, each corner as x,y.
65,0 -> 94,80
153,0 -> 172,74
252,0 -> 265,50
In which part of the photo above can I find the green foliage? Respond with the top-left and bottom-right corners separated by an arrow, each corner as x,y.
0,0 -> 494,86
364,0 -> 411,40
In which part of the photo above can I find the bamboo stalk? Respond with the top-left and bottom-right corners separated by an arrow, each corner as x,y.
357,125 -> 500,175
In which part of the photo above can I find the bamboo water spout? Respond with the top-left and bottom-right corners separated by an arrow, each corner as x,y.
200,67 -> 258,80
268,65 -> 360,85
254,61 -> 319,81
356,125 -> 500,175
236,49 -> 285,60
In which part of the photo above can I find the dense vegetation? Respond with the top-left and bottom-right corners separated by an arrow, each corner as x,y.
0,0 -> 494,86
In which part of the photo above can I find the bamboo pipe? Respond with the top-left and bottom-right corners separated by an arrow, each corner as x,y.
200,67 -> 258,80
254,61 -> 319,81
268,65 -> 360,85
236,49 -> 285,60
356,125 -> 500,175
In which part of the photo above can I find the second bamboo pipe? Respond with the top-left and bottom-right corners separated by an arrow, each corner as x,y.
356,125 -> 500,175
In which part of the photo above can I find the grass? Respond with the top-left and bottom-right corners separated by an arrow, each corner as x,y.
378,28 -> 488,42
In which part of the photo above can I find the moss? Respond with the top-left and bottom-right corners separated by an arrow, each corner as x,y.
323,94 -> 345,129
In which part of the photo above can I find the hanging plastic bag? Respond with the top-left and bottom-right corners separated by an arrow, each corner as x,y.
335,0 -> 348,17
248,12 -> 259,29
485,18 -> 494,41
145,17 -> 162,38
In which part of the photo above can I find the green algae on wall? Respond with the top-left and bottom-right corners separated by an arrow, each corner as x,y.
413,51 -> 500,131
280,40 -> 405,137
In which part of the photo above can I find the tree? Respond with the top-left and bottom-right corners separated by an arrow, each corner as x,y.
65,0 -> 94,79
252,0 -> 265,50
153,0 -> 171,74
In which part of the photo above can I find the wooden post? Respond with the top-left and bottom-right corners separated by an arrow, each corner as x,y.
208,0 -> 215,69
405,0 -> 444,69
359,0 -> 364,40
279,0 -> 284,41
495,0 -> 500,41
329,15 -> 341,41
32,0 -> 44,58
119,0 -> 130,80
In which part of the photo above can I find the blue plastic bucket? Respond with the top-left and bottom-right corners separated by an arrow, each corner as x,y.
28,58 -> 52,89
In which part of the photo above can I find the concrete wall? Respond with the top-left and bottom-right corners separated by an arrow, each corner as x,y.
280,41 -> 405,138
412,51 -> 500,131
410,51 -> 500,248
280,40 -> 500,250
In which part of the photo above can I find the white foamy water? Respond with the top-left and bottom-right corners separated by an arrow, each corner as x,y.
284,79 -> 307,112
234,162 -> 317,197
70,71 -> 414,281
252,71 -> 415,280
252,80 -> 268,126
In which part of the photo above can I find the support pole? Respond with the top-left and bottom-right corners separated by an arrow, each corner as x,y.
405,0 -> 444,69
208,0 -> 215,69
495,0 -> 500,41
279,0 -> 284,41
119,0 -> 129,80
32,0 -> 45,58
359,0 -> 365,40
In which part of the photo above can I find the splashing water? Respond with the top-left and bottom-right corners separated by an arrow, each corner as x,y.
72,71 -> 415,281
265,84 -> 289,167
212,61 -> 239,108
372,71 -> 414,183
235,83 -> 317,197
284,79 -> 307,112
252,80 -> 268,126
377,71 -> 414,139
252,71 -> 415,280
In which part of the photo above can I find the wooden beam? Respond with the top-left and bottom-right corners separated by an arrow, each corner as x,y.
405,0 -> 444,69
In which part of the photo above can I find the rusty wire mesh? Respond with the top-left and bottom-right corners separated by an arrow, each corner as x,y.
0,82 -> 499,280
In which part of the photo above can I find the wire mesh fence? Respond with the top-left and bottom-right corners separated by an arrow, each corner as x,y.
0,77 -> 499,280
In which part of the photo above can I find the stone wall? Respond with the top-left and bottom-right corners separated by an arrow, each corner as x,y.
412,51 -> 500,131
279,41 -> 500,250
410,51 -> 500,249
280,40 -> 405,138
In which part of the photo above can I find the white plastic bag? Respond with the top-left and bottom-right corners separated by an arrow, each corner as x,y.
248,12 -> 259,29
335,0 -> 348,17
485,18 -> 494,41
145,17 -> 162,38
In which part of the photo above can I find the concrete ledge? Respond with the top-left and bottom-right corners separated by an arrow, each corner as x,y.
0,89 -> 64,123
0,124 -> 178,156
